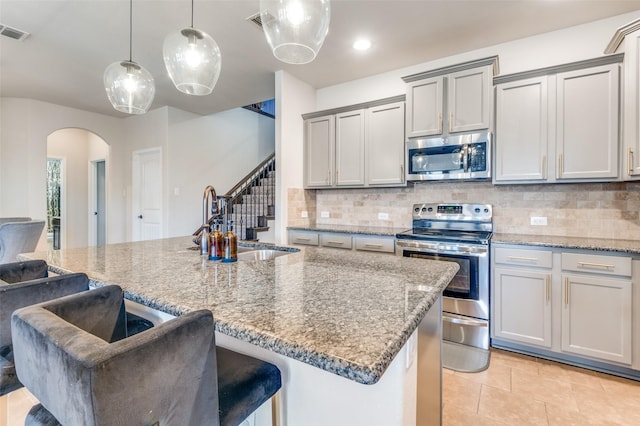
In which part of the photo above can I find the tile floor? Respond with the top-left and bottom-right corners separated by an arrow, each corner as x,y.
3,347 -> 640,425
443,348 -> 640,426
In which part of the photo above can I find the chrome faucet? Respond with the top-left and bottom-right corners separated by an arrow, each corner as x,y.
200,185 -> 219,255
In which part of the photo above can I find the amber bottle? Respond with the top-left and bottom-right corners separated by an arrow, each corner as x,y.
222,220 -> 237,262
209,219 -> 224,261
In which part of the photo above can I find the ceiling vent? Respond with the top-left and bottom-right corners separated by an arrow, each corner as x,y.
246,11 -> 275,30
0,24 -> 30,41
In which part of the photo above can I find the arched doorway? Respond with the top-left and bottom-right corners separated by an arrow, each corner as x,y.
47,128 -> 109,249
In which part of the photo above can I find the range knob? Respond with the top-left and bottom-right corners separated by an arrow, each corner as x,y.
484,208 -> 489,213
427,207 -> 433,212
474,208 -> 481,213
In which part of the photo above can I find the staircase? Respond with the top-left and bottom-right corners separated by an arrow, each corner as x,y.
225,154 -> 275,242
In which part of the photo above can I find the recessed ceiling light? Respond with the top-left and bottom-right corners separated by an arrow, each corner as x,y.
353,39 -> 371,51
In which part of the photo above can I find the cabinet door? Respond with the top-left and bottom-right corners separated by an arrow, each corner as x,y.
367,102 -> 406,186
556,64 -> 620,180
447,66 -> 492,133
406,77 -> 443,138
622,31 -> 640,179
493,267 -> 552,348
305,115 -> 334,187
495,76 -> 550,182
335,110 -> 365,186
561,274 -> 631,364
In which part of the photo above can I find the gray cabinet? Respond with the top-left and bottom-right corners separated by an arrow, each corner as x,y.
493,247 -> 552,348
404,57 -> 496,139
367,102 -> 406,186
494,57 -> 621,184
492,243 -> 634,369
303,97 -> 405,189
288,230 -> 394,254
304,115 -> 334,187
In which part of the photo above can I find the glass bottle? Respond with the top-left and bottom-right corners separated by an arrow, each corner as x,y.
208,219 -> 224,261
222,219 -> 237,262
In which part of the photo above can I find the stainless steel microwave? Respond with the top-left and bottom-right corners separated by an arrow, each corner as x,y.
406,131 -> 491,181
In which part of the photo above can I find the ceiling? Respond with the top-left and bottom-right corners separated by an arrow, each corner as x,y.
1,1 -> 639,118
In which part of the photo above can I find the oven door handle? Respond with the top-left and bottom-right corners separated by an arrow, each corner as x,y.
443,313 -> 488,327
396,240 -> 487,256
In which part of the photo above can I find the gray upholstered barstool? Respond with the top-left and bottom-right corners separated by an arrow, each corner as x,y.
0,261 -> 89,396
0,219 -> 46,264
12,285 -> 282,426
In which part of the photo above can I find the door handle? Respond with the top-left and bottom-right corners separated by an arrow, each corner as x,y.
138,215 -> 143,219
94,212 -> 98,216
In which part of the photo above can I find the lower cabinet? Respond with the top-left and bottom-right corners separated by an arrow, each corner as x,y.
493,267 -> 551,348
288,230 -> 394,254
561,273 -> 632,364
492,244 -> 634,369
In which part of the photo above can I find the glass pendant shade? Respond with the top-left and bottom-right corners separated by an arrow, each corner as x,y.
260,0 -> 330,64
104,60 -> 155,114
163,28 -> 222,95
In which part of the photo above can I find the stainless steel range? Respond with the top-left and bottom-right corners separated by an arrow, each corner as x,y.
396,203 -> 492,350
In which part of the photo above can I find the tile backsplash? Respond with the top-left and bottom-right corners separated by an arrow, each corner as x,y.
288,182 -> 640,240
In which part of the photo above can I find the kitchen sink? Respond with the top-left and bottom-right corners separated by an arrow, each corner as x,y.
237,249 -> 290,261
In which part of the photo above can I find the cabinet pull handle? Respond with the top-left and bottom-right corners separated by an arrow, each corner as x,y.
628,148 -> 635,176
577,261 -> 615,269
438,112 -> 443,134
542,155 -> 547,180
546,275 -> 550,302
295,238 -> 311,242
558,154 -> 563,178
364,243 -> 384,248
564,277 -> 569,306
507,255 -> 538,262
326,241 -> 344,245
449,112 -> 453,133
327,169 -> 331,184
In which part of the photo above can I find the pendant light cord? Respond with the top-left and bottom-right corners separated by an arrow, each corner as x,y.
129,0 -> 133,62
191,0 -> 194,28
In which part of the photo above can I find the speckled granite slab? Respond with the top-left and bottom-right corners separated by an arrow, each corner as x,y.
492,233 -> 640,255
20,236 -> 457,385
287,224 -> 409,236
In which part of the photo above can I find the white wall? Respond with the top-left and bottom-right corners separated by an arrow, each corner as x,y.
166,107 -> 276,237
274,71 -> 316,244
0,98 -> 127,248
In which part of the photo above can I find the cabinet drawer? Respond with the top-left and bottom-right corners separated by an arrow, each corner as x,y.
354,236 -> 395,253
561,252 -> 631,277
494,247 -> 553,268
289,231 -> 319,246
320,233 -> 352,249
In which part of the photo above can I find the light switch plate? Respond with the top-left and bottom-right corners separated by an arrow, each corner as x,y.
531,216 -> 547,226
320,211 -> 330,218
378,212 -> 389,220
301,211 -> 308,218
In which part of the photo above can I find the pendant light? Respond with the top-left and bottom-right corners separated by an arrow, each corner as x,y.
104,0 -> 155,114
260,0 -> 330,65
163,0 -> 221,95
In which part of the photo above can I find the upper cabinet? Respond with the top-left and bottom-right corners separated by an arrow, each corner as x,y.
494,56 -> 622,184
303,97 -> 406,189
606,18 -> 640,180
403,56 -> 497,138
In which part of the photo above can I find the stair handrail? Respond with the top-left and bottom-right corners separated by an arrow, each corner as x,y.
192,152 -> 275,241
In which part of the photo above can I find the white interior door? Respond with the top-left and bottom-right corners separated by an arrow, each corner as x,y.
132,148 -> 162,241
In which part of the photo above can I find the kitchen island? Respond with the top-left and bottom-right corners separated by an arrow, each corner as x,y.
21,236 -> 458,425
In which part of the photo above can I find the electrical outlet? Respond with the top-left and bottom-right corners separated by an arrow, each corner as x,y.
301,211 -> 308,218
320,211 -> 330,218
530,216 -> 548,226
378,212 -> 389,220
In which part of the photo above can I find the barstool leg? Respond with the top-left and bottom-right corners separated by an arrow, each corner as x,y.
0,394 -> 8,426
271,391 -> 280,426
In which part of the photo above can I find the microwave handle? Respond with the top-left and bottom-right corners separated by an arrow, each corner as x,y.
463,144 -> 469,172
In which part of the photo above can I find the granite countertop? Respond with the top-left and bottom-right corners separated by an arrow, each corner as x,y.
492,233 -> 640,255
288,224 -> 409,237
22,237 -> 457,385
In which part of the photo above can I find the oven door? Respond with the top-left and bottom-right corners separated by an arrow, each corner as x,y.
395,240 -> 489,321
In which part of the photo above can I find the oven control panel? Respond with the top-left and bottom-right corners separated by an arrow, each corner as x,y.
412,203 -> 492,222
